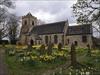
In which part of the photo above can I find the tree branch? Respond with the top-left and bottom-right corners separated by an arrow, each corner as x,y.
92,26 -> 100,33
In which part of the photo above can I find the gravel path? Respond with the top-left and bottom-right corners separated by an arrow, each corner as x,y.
0,48 -> 7,75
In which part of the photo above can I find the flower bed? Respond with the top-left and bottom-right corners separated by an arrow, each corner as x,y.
5,45 -> 69,64
5,45 -> 100,75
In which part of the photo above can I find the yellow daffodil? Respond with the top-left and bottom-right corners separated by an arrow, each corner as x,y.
31,55 -> 38,60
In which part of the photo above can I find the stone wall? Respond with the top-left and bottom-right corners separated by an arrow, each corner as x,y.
39,34 -> 64,45
19,13 -> 38,45
65,34 -> 93,48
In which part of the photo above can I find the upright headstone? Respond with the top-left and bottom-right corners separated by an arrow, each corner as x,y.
87,44 -> 91,56
47,42 -> 53,55
70,43 -> 77,67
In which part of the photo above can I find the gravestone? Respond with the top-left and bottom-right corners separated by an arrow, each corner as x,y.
70,43 -> 77,67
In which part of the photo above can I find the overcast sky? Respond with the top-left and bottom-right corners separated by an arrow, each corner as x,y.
10,0 -> 77,24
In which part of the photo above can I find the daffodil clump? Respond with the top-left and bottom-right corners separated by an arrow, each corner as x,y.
39,54 -> 55,62
53,44 -> 58,49
65,66 -> 94,75
30,55 -> 38,61
18,56 -> 31,62
5,46 -> 16,56
91,50 -> 100,56
5,45 -> 14,48
8,49 -> 16,56
16,45 -> 27,49
53,50 -> 67,57
6,44 -> 69,64
32,45 -> 41,49
23,51 -> 32,56
18,50 -> 68,63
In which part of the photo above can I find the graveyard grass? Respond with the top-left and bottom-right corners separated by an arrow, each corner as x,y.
5,45 -> 68,75
3,45 -> 100,75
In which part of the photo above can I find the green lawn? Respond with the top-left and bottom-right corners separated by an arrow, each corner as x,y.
4,45 -> 100,75
5,45 -> 68,75
5,54 -> 67,75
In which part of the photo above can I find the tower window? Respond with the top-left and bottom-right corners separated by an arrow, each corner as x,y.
32,21 -> 34,25
24,20 -> 27,25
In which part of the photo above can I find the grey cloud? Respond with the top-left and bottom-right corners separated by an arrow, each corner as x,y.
14,0 -> 77,23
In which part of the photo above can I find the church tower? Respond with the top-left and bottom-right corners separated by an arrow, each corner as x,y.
20,12 -> 37,45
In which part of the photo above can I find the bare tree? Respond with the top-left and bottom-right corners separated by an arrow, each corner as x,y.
0,0 -> 14,40
7,14 -> 19,42
72,0 -> 100,37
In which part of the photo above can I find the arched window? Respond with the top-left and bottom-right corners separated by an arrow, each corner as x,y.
32,21 -> 34,25
74,41 -> 78,46
54,35 -> 58,44
30,39 -> 34,45
45,36 -> 48,45
82,35 -> 87,43
24,20 -> 27,25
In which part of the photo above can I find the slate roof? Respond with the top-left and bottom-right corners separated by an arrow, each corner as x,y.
66,24 -> 92,35
31,21 -> 66,35
31,21 -> 92,35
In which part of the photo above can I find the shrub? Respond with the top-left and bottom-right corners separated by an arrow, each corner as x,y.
39,44 -> 45,55
2,42 -> 5,47
40,44 -> 45,50
7,48 -> 16,56
0,40 -> 9,45
47,43 -> 54,55
10,40 -> 17,45
27,43 -> 33,51
58,43 -> 62,50
39,54 -> 55,62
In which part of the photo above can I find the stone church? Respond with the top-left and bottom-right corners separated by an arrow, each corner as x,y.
19,13 -> 93,48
